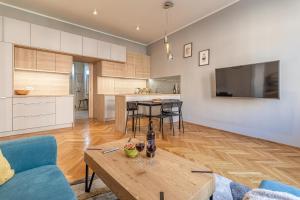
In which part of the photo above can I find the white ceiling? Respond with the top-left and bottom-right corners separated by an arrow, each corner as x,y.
0,0 -> 239,45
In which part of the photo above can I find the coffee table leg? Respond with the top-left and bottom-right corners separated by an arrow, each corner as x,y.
210,195 -> 213,200
85,164 -> 95,193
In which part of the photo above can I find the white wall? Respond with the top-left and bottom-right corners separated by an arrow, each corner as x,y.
147,0 -> 300,147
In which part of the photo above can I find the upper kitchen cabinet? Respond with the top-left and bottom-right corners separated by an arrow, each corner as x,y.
14,47 -> 37,71
61,31 -> 82,55
3,17 -> 30,46
0,17 -> 3,41
111,44 -> 126,62
83,37 -> 98,58
31,24 -> 61,51
37,51 -> 56,72
0,42 -> 13,97
55,53 -> 73,74
98,41 -> 111,60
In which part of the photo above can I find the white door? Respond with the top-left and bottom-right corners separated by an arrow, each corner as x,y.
83,37 -> 98,58
0,17 -> 3,41
61,31 -> 83,55
0,98 -> 12,133
0,42 -> 13,98
98,41 -> 111,60
3,17 -> 30,46
31,24 -> 61,51
111,44 -> 126,62
56,96 -> 74,125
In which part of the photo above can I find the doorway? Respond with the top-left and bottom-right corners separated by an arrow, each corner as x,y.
70,62 -> 90,120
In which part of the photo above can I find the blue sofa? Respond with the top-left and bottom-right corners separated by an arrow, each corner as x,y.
0,136 -> 76,200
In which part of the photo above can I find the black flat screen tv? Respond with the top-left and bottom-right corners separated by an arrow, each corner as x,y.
215,61 -> 280,99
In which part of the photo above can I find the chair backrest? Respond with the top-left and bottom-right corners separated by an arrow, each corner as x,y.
172,101 -> 183,112
127,101 -> 138,111
161,102 -> 173,112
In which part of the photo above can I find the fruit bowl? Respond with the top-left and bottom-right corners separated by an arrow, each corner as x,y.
15,90 -> 30,95
124,142 -> 138,158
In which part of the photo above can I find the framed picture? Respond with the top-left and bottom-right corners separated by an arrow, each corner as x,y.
199,49 -> 210,66
183,43 -> 192,58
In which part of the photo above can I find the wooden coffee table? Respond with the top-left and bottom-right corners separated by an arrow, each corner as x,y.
84,138 -> 215,200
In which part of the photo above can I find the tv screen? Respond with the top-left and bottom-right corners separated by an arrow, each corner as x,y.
215,61 -> 280,99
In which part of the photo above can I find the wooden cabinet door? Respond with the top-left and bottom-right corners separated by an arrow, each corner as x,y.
55,54 -> 73,74
83,37 -> 98,58
135,54 -> 150,79
125,52 -> 136,78
0,42 -> 13,97
61,31 -> 83,55
37,51 -> 55,72
101,61 -> 115,77
55,96 -> 74,125
31,24 -> 61,51
98,41 -> 111,60
0,98 -> 12,133
14,47 -> 37,70
111,44 -> 126,62
3,17 -> 30,46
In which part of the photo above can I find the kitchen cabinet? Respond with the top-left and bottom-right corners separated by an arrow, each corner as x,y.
98,41 -> 111,60
97,77 -> 115,94
83,37 -> 98,58
12,97 -> 56,130
37,51 -> 56,72
124,52 -> 136,78
0,17 -> 3,41
61,31 -> 82,55
55,54 -> 73,74
100,61 -> 125,78
55,96 -> 74,125
3,17 -> 30,46
135,53 -> 150,79
0,98 -> 12,133
111,44 -> 126,62
0,42 -> 13,97
14,47 -> 37,71
31,24 -> 61,51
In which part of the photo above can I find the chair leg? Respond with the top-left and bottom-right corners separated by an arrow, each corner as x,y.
124,112 -> 129,134
159,118 -> 162,131
171,117 -> 175,136
169,116 -> 172,129
181,113 -> 185,133
161,118 -> 164,138
139,117 -> 141,132
179,114 -> 181,130
134,117 -> 137,138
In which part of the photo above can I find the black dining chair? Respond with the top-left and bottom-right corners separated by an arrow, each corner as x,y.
124,101 -> 143,137
169,101 -> 184,133
153,102 -> 175,138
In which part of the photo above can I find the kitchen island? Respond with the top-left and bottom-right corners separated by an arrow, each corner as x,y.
115,94 -> 181,133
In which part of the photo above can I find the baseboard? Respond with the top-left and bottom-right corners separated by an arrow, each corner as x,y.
0,123 -> 73,137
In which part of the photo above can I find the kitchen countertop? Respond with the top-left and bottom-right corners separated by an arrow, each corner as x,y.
99,93 -> 180,96
13,94 -> 74,98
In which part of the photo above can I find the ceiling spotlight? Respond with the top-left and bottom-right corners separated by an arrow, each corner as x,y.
93,9 -> 98,15
136,26 -> 140,31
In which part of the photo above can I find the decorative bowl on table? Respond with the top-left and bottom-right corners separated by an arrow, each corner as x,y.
124,143 -> 138,158
15,89 -> 30,95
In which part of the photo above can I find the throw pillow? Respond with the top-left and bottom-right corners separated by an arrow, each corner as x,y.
0,149 -> 14,185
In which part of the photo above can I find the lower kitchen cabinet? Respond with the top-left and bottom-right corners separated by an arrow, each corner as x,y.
55,96 -> 74,125
12,96 -> 74,131
0,98 -> 12,133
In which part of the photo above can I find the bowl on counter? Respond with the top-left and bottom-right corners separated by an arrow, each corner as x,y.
15,90 -> 30,95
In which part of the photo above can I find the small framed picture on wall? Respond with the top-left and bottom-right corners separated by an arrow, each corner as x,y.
183,43 -> 192,58
199,49 -> 210,66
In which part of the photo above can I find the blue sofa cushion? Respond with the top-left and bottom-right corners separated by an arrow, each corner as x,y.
0,136 -> 57,173
259,180 -> 300,197
0,165 -> 76,200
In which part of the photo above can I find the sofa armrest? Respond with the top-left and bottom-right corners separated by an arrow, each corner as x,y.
259,180 -> 300,197
0,136 -> 57,173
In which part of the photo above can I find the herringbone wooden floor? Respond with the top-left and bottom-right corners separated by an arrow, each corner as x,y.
1,119 -> 300,188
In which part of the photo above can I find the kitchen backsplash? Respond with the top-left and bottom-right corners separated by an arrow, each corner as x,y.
147,75 -> 181,94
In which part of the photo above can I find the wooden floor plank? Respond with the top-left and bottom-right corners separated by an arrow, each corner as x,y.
1,119 -> 300,188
